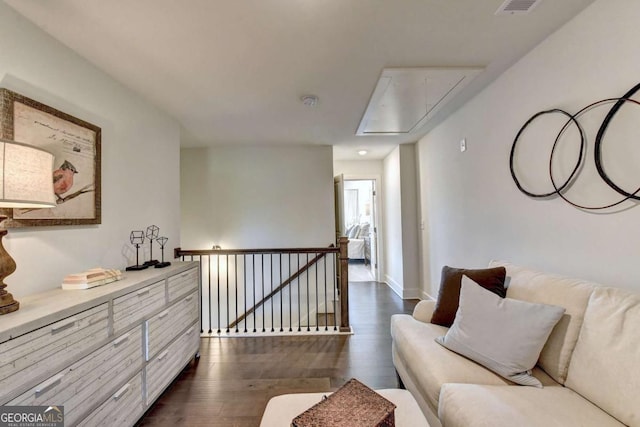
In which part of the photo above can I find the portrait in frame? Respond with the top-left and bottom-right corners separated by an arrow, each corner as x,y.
0,88 -> 101,227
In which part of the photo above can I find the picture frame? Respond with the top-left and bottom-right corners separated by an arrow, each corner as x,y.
0,88 -> 101,227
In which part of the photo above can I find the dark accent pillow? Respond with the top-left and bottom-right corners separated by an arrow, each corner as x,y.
430,265 -> 507,327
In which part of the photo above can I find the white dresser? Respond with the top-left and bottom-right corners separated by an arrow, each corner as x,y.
0,262 -> 200,427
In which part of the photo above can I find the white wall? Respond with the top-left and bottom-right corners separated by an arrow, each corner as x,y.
181,145 -> 335,249
0,2 -> 180,300
333,159 -> 383,177
417,0 -> 640,296
382,145 -> 420,298
399,145 -> 420,298
0,3 -> 181,298
383,148 -> 404,293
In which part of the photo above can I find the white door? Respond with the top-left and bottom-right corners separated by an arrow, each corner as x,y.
334,174 -> 345,243
369,180 -> 379,280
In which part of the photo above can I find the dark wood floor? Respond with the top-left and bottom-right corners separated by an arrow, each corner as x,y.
137,281 -> 418,426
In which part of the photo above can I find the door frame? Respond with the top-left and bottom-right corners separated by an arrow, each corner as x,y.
341,174 -> 383,282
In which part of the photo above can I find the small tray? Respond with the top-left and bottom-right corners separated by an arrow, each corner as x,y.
292,378 -> 396,427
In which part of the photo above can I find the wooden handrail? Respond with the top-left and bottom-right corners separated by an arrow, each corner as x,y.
175,245 -> 338,258
227,250 -> 328,329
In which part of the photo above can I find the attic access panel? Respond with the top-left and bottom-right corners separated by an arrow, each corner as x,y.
356,67 -> 483,136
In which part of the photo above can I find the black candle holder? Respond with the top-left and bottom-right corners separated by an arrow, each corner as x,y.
155,236 -> 171,269
126,231 -> 149,271
143,225 -> 160,267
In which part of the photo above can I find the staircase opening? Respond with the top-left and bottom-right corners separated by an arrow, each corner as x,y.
175,238 -> 351,336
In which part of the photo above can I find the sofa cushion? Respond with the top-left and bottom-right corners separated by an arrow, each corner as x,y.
430,265 -> 506,327
438,383 -> 626,427
412,299 -> 436,324
565,286 -> 640,427
390,314 -> 556,413
489,260 -> 595,384
436,277 -> 565,387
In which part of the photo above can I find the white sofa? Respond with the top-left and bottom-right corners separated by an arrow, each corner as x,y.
390,261 -> 640,427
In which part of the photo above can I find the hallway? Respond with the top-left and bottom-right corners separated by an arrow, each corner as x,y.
349,261 -> 375,282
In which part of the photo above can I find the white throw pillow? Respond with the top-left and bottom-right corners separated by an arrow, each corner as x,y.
436,276 -> 565,387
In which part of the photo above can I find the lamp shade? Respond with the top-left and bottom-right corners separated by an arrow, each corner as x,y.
0,139 -> 56,208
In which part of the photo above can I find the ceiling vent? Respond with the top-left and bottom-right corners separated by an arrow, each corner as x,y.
495,0 -> 542,15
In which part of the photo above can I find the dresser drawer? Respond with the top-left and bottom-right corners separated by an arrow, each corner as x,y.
167,267 -> 198,302
0,304 -> 109,403
9,325 -> 142,425
113,282 -> 165,333
145,322 -> 199,405
78,372 -> 143,427
146,290 -> 199,360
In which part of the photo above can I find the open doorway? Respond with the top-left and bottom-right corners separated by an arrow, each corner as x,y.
343,179 -> 378,282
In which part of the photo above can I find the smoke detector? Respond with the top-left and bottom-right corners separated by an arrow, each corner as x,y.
495,0 -> 542,15
301,95 -> 319,107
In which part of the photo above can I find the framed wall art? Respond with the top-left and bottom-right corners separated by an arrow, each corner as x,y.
0,88 -> 101,227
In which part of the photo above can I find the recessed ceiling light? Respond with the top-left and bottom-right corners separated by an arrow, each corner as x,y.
358,150 -> 368,156
301,95 -> 319,107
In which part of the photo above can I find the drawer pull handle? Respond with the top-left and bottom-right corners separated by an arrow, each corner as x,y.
158,310 -> 169,319
137,288 -> 150,297
113,333 -> 130,347
185,295 -> 194,302
51,318 -> 77,334
113,383 -> 131,401
186,328 -> 194,336
35,373 -> 64,396
180,273 -> 189,278
158,350 -> 169,361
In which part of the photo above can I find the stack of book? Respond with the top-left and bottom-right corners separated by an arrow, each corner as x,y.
62,268 -> 123,290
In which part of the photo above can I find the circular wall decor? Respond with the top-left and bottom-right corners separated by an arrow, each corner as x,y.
510,108 -> 585,198
594,82 -> 640,200
510,83 -> 640,212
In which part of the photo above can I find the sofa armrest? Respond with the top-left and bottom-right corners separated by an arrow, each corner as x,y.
413,299 -> 436,323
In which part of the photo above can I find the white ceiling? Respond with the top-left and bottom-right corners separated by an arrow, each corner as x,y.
4,0 -> 595,160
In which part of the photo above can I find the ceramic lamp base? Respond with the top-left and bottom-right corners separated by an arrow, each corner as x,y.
0,292 -> 19,315
0,220 -> 18,316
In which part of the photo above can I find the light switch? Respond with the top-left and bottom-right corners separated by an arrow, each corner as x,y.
460,138 -> 467,152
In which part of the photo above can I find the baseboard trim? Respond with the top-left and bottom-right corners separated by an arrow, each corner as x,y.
402,288 -> 421,299
383,276 -> 421,299
384,275 -> 403,298
421,290 -> 435,301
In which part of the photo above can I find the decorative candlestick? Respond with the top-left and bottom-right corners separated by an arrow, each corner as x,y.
143,225 -> 160,266
126,231 -> 148,271
155,236 -> 171,268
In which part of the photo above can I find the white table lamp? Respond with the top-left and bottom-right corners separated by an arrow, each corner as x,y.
0,139 -> 56,314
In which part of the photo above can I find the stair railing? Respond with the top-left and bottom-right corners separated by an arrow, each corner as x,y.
174,237 -> 350,335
